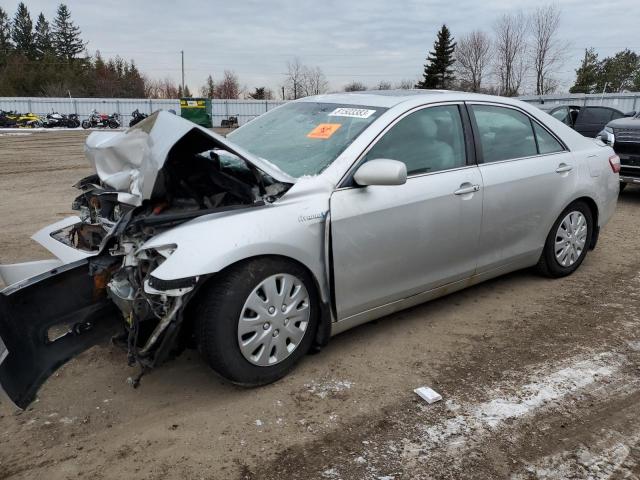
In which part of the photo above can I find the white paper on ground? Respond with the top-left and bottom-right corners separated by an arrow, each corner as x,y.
414,386 -> 442,404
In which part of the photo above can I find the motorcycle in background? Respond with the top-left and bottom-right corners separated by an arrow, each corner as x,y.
5,111 -> 43,128
129,109 -> 148,127
81,110 -> 121,129
43,112 -> 80,128
0,110 -> 18,128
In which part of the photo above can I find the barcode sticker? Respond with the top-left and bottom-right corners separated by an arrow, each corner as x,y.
328,108 -> 376,119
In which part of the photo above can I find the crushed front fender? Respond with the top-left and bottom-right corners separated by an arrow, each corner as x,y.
0,260 -> 120,409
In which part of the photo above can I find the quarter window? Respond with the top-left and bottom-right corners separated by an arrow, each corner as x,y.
363,105 -> 467,176
471,105 -> 538,162
532,122 -> 564,154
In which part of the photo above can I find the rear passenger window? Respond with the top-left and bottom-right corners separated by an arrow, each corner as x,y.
533,122 -> 564,154
471,105 -> 537,162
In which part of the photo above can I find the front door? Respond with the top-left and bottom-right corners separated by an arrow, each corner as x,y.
330,104 -> 483,320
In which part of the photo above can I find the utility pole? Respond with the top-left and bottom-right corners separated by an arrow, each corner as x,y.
181,50 -> 185,96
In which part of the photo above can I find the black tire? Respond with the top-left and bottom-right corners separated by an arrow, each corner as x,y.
108,119 -> 119,129
81,120 -> 90,129
196,257 -> 319,386
536,201 -> 593,278
619,182 -> 627,192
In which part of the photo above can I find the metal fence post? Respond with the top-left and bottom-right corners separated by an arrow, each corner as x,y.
633,95 -> 638,112
149,99 -> 153,113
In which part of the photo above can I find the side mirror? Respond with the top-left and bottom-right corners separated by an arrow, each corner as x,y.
624,111 -> 636,117
353,159 -> 407,187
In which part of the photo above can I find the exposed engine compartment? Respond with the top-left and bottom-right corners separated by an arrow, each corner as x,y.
53,126 -> 290,381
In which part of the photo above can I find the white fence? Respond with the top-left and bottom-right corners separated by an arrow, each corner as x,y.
2,93 -> 639,127
520,93 -> 640,113
0,97 -> 287,127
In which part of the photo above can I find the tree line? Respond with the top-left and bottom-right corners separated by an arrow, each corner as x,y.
1,2 -> 638,100
570,48 -> 640,93
0,3 -> 150,98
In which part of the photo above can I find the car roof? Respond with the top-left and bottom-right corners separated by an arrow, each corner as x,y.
297,89 -> 515,108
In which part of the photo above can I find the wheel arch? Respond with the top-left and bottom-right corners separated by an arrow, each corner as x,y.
571,196 -> 599,249
188,254 -> 332,350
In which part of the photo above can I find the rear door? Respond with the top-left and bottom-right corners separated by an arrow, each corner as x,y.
574,107 -> 615,137
330,104 -> 483,320
468,103 -> 575,273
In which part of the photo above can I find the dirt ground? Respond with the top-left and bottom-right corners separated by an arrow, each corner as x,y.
1,130 -> 640,480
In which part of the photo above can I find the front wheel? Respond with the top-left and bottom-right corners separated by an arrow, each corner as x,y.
81,120 -> 90,129
619,182 -> 627,192
536,201 -> 593,278
196,258 -> 318,385
108,119 -> 119,129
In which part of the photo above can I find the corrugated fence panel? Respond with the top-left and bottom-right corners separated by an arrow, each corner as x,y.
0,97 -> 287,125
519,93 -> 640,113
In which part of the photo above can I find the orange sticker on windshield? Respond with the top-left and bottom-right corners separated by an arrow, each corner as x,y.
307,123 -> 341,139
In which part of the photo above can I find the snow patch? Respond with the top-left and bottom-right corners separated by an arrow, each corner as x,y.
305,380 -> 354,399
412,352 -> 623,451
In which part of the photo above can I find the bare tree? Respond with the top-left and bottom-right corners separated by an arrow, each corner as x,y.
301,66 -> 329,96
396,79 -> 415,89
530,4 -> 566,95
455,30 -> 492,92
344,81 -> 367,92
284,59 -> 328,98
145,77 -> 180,99
284,57 -> 305,99
493,12 -> 529,96
214,70 -> 242,99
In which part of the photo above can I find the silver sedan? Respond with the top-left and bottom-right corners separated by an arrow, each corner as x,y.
0,91 -> 620,408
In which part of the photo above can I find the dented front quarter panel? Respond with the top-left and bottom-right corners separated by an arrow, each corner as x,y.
141,175 -> 333,303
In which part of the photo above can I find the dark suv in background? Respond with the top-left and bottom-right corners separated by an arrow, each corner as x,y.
549,105 -> 627,137
599,111 -> 640,190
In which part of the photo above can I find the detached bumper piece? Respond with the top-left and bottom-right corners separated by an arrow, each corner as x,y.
0,261 -> 120,409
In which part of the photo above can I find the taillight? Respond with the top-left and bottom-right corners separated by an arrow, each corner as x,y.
609,155 -> 621,174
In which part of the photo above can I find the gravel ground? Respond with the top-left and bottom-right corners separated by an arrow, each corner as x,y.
0,131 -> 639,480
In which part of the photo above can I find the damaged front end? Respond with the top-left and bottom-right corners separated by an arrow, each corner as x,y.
0,111 -> 292,408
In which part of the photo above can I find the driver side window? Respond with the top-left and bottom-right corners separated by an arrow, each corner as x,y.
363,105 -> 467,176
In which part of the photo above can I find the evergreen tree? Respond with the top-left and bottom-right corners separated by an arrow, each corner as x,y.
598,49 -> 639,92
52,4 -> 85,61
0,7 -> 12,56
416,25 -> 456,89
11,2 -> 34,59
569,48 -> 600,93
34,13 -> 54,59
201,74 -> 215,98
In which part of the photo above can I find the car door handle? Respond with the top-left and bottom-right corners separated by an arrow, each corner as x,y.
454,184 -> 480,195
555,164 -> 573,173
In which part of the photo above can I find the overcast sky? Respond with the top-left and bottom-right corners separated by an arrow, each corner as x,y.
7,0 -> 640,96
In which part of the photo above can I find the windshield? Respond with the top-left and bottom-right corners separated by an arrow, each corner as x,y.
227,102 -> 386,177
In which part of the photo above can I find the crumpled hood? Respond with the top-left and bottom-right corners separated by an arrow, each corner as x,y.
84,110 -> 295,206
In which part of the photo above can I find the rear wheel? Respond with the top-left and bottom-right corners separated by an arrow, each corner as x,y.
536,201 -> 593,278
196,258 -> 318,385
